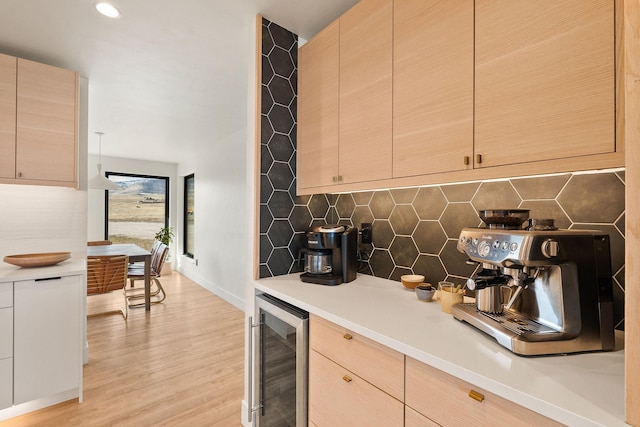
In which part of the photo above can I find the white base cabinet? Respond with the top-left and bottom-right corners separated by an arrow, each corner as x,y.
0,358 -> 11,410
13,275 -> 81,405
0,281 -> 13,411
0,262 -> 84,422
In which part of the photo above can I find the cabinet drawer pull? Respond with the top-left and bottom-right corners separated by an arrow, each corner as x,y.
464,156 -> 470,166
17,172 -> 23,178
343,333 -> 353,340
35,277 -> 62,282
342,375 -> 352,383
468,390 -> 485,402
476,154 -> 482,164
332,176 -> 337,183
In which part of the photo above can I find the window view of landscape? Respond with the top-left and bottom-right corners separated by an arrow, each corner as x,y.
185,174 -> 195,257
107,174 -> 169,250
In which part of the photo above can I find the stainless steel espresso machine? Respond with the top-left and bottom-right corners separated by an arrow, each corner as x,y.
300,224 -> 358,286
454,209 -> 614,356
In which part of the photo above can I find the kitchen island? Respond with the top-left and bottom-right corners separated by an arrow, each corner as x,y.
253,273 -> 626,427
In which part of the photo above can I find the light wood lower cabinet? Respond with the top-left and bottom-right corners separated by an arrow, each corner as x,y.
308,316 -> 566,426
309,314 -> 404,401
309,350 -> 404,426
309,314 -> 404,426
405,406 -> 440,427
405,357 -> 562,427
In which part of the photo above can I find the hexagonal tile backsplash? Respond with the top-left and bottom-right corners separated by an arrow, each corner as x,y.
258,19 -> 626,329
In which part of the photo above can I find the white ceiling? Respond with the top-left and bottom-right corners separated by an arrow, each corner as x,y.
0,0 -> 358,163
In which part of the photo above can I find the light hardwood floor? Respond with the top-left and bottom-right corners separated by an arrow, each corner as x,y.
2,272 -> 245,426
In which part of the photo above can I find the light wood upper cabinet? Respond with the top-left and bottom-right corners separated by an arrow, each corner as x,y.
298,20 -> 340,190
393,0 -> 474,177
0,54 -> 16,180
339,0 -> 393,184
474,0 -> 615,168
295,0 -> 621,194
16,58 -> 77,185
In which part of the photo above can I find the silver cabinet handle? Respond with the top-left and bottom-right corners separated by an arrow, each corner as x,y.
247,316 -> 261,423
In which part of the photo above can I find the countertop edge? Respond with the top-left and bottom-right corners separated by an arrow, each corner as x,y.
0,258 -> 86,281
252,274 -> 627,427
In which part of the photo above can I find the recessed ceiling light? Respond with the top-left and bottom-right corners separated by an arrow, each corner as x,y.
95,2 -> 120,18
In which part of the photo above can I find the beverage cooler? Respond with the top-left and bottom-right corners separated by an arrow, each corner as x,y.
247,294 -> 308,427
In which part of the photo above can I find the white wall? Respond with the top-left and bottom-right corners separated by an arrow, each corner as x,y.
0,185 -> 88,260
176,127 -> 250,310
87,133 -> 250,311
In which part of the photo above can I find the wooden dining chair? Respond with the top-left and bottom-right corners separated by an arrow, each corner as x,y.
87,255 -> 129,319
126,242 -> 169,307
88,240 -> 112,246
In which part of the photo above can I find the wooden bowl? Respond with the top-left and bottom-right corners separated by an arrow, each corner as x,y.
401,274 -> 425,290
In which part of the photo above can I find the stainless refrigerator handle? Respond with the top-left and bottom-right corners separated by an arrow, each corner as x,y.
247,316 -> 255,423
247,316 -> 261,424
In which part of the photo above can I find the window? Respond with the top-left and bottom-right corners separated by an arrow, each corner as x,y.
184,174 -> 195,258
105,173 -> 169,250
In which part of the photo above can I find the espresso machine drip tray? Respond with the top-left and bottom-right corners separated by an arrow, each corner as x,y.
452,303 -> 562,355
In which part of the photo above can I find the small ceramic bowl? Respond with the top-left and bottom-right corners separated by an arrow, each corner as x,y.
401,274 -> 425,290
415,284 -> 435,301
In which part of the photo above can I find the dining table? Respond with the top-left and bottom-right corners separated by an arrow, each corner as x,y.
87,243 -> 153,311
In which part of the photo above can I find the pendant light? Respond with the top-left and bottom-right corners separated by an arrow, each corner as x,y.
89,132 -> 120,191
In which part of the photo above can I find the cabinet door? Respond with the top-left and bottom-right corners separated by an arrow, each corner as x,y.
16,58 -> 77,183
405,406 -> 440,427
14,275 -> 81,405
309,350 -> 403,427
0,281 -> 12,308
0,54 -> 16,180
339,0 -> 393,184
310,314 -> 404,401
406,357 -> 562,427
0,358 -> 11,410
298,20 -> 340,190
0,307 -> 12,360
393,0 -> 474,177
475,0 -> 614,168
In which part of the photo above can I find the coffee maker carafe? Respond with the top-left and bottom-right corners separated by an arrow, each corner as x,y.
300,225 -> 358,286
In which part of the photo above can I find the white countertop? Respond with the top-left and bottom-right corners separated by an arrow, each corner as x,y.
0,258 -> 85,281
254,273 -> 627,427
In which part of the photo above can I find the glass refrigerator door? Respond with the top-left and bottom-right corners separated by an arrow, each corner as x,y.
255,294 -> 308,427
260,309 -> 298,426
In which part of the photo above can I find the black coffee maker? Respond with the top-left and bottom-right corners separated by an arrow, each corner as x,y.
300,224 -> 358,286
